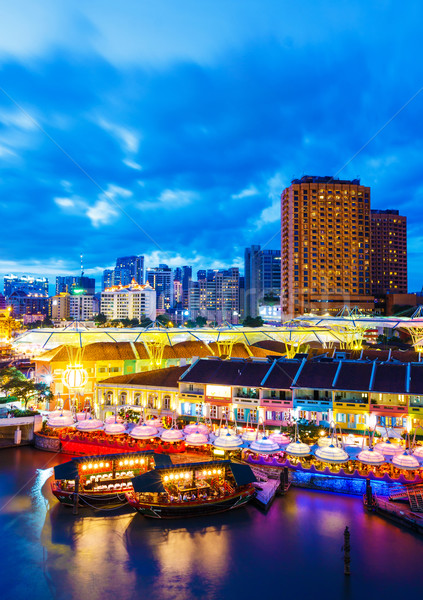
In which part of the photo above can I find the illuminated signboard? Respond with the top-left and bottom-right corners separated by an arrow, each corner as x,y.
205,385 -> 231,399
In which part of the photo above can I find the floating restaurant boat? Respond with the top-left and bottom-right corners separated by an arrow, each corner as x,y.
51,451 -> 172,507
126,460 -> 256,518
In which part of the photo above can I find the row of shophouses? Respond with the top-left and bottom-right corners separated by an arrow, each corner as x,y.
93,356 -> 423,434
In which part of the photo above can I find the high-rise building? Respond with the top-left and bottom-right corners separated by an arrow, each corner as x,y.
4,274 -> 48,297
244,246 -> 281,317
56,276 -> 95,295
50,293 -> 70,321
69,294 -> 98,321
102,269 -> 114,291
101,281 -> 156,322
146,265 -> 173,312
371,209 -> 407,295
281,176 -> 373,317
188,268 -> 240,324
114,256 -> 144,286
8,291 -> 49,318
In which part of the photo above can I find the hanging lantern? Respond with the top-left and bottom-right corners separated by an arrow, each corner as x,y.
62,364 -> 88,390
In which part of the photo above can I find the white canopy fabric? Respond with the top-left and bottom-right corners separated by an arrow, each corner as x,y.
103,422 -> 127,435
76,419 -> 104,431
49,410 -> 73,418
183,423 -> 209,435
242,428 -> 262,442
374,441 -> 404,457
269,432 -> 291,445
315,444 -> 349,463
392,452 -> 421,470
412,446 -> 423,459
213,432 -> 243,449
104,415 -> 124,424
47,414 -> 75,428
185,431 -> 209,445
249,436 -> 280,453
317,436 -> 332,447
285,440 -> 311,457
357,448 -> 386,466
145,418 -> 162,428
129,423 -> 159,439
161,428 -> 184,442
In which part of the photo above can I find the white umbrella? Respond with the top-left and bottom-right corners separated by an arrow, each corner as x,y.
269,432 -> 291,445
184,422 -> 209,435
104,422 -> 127,435
357,447 -> 386,466
129,423 -> 159,439
285,439 -> 311,457
315,444 -> 349,463
374,440 -> 403,457
392,451 -> 421,470
242,428 -> 262,442
76,418 -> 104,431
47,413 -> 75,428
185,430 -> 209,446
161,428 -> 184,442
213,431 -> 243,450
249,436 -> 280,454
412,446 -> 423,459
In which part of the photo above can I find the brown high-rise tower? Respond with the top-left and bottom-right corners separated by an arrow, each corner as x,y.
281,176 -> 374,317
371,209 -> 407,295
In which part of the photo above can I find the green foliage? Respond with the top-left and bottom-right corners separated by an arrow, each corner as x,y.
9,408 -> 40,417
242,316 -> 264,327
0,367 -> 52,409
185,320 -> 197,328
94,313 -> 107,325
195,316 -> 207,327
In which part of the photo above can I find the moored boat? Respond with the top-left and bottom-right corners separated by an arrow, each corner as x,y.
126,460 -> 256,518
51,451 -> 172,507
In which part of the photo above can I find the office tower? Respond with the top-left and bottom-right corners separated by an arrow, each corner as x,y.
173,266 -> 192,309
69,294 -> 98,321
188,268 -> 240,324
0,293 -> 6,310
8,291 -> 49,318
197,269 -> 206,280
114,255 -> 144,286
146,265 -> 173,312
4,274 -> 48,297
244,246 -> 281,317
50,293 -> 70,321
371,209 -> 407,294
100,281 -> 156,321
56,276 -> 95,295
102,269 -> 115,291
281,176 -> 373,317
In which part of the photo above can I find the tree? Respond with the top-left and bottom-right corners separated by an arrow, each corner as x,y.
195,316 -> 207,327
1,377 -> 37,409
242,316 -> 264,327
185,319 -> 196,328
156,314 -> 171,327
140,317 -> 153,328
94,313 -> 107,326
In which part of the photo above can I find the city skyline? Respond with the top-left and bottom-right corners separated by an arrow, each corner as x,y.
0,2 -> 422,290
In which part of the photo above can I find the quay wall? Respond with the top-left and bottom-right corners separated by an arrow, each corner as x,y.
290,471 -> 396,497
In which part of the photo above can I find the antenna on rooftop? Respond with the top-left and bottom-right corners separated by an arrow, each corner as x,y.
80,254 -> 84,277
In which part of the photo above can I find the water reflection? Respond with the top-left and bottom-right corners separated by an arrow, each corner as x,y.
1,448 -> 423,600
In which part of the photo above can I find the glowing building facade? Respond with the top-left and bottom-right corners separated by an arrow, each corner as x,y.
100,281 -> 156,322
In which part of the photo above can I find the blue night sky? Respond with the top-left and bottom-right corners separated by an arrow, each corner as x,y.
0,1 -> 422,291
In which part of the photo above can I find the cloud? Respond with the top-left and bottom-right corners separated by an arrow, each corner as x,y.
123,158 -> 142,170
98,118 -> 140,153
138,189 -> 196,210
231,185 -> 259,199
54,196 -> 74,208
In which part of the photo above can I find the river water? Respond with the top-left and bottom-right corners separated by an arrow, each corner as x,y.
0,447 -> 422,600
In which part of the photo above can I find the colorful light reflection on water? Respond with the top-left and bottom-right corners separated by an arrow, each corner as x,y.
0,447 -> 422,600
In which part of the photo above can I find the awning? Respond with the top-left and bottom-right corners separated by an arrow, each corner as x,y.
54,460 -> 79,481
229,462 -> 256,486
131,470 -> 166,494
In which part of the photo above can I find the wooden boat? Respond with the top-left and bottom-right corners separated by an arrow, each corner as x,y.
51,451 -> 172,507
126,459 -> 256,518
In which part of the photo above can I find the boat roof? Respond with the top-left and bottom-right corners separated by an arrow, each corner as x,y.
131,460 -> 256,493
53,451 -> 172,480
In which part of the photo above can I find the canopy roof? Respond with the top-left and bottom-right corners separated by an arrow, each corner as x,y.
75,419 -> 104,431
53,450 -> 171,480
269,432 -> 291,445
315,444 -> 350,463
131,460 -> 256,492
103,422 -> 127,435
357,448 -> 386,466
183,423 -> 209,435
249,436 -> 280,453
413,446 -> 423,459
47,414 -> 75,428
129,423 -> 158,439
160,429 -> 184,442
213,432 -> 243,449
285,440 -> 311,457
392,452 -> 421,470
374,441 -> 404,456
184,431 -> 209,445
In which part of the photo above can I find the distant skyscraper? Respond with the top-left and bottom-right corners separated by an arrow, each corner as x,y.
281,176 -> 373,317
4,274 -> 48,297
8,291 -> 49,318
100,281 -> 156,322
371,209 -> 407,295
56,276 -> 95,295
114,255 -> 144,286
244,246 -> 281,317
102,269 -> 115,291
188,268 -> 240,324
146,265 -> 173,312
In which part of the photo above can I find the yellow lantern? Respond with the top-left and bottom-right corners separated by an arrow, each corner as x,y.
62,364 -> 88,390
